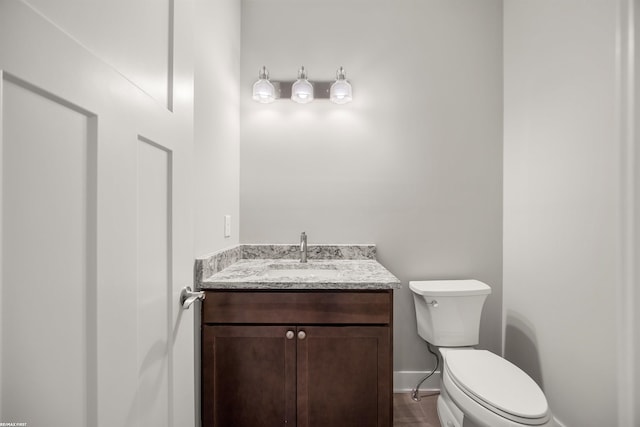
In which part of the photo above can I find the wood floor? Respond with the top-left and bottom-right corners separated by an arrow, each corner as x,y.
393,392 -> 442,427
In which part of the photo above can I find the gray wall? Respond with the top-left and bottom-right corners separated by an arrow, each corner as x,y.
194,0 -> 241,256
503,1 -> 624,425
240,0 -> 503,373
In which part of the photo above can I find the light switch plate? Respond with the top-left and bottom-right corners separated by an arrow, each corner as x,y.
224,215 -> 231,237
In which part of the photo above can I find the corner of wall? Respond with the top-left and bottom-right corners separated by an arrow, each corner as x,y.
193,0 -> 241,257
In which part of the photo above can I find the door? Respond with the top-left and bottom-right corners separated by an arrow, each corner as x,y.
296,326 -> 392,427
0,0 -> 195,426
202,325 -> 297,427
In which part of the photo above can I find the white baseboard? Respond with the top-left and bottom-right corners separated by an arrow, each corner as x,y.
393,370 -> 441,393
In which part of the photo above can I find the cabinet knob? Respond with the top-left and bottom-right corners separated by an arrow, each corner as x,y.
297,330 -> 306,340
286,330 -> 295,340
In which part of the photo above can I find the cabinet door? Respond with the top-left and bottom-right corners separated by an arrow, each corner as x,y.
296,326 -> 391,427
202,325 -> 297,427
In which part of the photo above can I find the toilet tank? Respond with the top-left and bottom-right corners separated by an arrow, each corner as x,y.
409,280 -> 491,347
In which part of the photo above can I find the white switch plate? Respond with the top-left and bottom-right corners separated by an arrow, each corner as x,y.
224,215 -> 231,237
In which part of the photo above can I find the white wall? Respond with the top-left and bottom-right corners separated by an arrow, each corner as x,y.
193,2 -> 240,424
503,1 -> 626,425
194,0 -> 241,255
240,0 -> 503,373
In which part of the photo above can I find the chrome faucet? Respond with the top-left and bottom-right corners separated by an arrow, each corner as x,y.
300,232 -> 308,263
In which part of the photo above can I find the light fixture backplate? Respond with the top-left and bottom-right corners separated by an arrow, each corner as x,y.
271,81 -> 336,100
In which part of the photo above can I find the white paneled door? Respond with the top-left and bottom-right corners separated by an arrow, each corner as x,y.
0,0 -> 196,426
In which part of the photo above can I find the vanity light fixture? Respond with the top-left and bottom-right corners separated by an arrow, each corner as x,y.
330,66 -> 352,104
251,66 -> 353,104
291,66 -> 314,104
252,66 -> 276,104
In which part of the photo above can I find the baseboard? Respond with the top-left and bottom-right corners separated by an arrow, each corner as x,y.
393,370 -> 441,393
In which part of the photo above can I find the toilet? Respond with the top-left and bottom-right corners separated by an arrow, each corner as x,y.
409,280 -> 554,427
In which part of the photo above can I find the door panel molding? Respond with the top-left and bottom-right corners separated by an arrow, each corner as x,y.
21,0 -> 176,110
0,71 -> 98,426
136,135 -> 173,427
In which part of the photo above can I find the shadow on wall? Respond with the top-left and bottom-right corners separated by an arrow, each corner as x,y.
504,311 -> 545,390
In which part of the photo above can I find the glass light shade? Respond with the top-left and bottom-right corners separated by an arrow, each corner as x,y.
291,66 -> 314,104
330,66 -> 352,104
252,66 -> 275,103
291,79 -> 314,103
330,80 -> 352,104
252,79 -> 275,103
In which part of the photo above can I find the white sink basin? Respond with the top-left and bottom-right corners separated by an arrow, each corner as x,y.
262,264 -> 341,279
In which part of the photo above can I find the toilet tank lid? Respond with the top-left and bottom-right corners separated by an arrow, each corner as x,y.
409,280 -> 491,296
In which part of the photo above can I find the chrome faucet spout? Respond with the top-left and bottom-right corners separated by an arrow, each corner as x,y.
300,232 -> 308,263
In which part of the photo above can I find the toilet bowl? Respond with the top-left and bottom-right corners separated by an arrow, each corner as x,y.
409,280 -> 554,427
439,348 -> 552,427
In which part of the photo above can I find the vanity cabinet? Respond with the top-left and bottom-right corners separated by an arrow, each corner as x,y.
201,290 -> 393,427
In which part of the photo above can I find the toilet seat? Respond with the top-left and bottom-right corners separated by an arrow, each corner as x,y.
444,350 -> 551,426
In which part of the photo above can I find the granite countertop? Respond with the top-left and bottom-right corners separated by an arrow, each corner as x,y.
195,244 -> 401,290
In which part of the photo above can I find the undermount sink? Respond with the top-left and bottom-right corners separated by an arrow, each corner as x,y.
262,263 -> 341,279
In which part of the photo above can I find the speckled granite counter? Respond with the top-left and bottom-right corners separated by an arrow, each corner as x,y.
195,244 -> 400,290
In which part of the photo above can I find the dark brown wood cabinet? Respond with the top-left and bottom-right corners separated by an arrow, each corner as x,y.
201,290 -> 393,427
